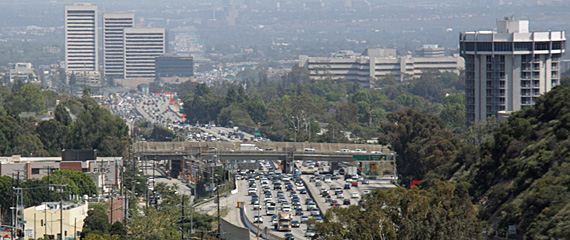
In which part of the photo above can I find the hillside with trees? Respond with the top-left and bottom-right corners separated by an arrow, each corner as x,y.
0,84 -> 130,157
453,85 -> 570,238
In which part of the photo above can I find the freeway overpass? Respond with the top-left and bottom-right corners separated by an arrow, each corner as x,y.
133,141 -> 395,176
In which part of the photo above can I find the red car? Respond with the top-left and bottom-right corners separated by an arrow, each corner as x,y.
352,182 -> 358,187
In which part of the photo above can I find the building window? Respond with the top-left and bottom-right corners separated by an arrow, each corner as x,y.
515,42 -> 533,51
494,42 -> 512,51
478,42 -> 492,51
552,41 -> 563,50
32,168 -> 40,174
464,42 -> 475,51
535,42 -> 550,51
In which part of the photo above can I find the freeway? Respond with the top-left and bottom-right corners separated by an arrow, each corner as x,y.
237,166 -> 317,240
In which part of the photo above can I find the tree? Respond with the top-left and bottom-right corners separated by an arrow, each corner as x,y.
55,104 -> 72,126
439,93 -> 466,131
379,109 -> 462,182
313,181 -> 480,240
7,84 -> 46,113
36,119 -> 68,156
81,203 -> 111,238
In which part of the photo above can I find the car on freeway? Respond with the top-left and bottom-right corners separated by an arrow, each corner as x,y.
266,206 -> 276,215
253,204 -> 261,210
295,208 -> 303,215
301,215 -> 309,223
253,215 -> 263,223
248,188 -> 256,195
352,181 -> 358,187
307,202 -> 317,210
362,179 -> 370,185
272,215 -> 278,225
311,208 -> 320,216
362,190 -> 371,195
344,183 -> 351,189
329,200 -> 338,206
336,192 -> 344,199
284,233 -> 294,240
314,215 -> 323,223
305,230 -> 316,237
332,203 -> 341,208
343,199 -> 351,205
291,220 -> 300,228
300,189 -> 307,194
351,192 -> 359,198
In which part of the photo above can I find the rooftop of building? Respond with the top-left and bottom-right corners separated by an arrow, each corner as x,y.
32,201 -> 87,211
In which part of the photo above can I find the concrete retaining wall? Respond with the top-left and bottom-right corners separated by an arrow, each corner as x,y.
220,217 -> 250,240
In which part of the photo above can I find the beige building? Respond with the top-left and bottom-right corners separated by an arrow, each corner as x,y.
299,48 -> 464,88
22,201 -> 88,240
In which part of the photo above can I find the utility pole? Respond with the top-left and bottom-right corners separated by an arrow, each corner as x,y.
217,187 -> 220,240
181,194 -> 185,240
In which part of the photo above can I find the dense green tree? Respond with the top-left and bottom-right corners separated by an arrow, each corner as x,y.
6,84 -> 46,113
439,93 -> 466,131
81,203 -> 111,238
313,180 -> 480,240
379,109 -> 462,182
36,119 -> 68,156
55,103 -> 72,126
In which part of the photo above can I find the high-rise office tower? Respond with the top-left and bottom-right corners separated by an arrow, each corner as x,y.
460,18 -> 565,124
103,13 -> 135,79
123,28 -> 166,79
65,3 -> 98,73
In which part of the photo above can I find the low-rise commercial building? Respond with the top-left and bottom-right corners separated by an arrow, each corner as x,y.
22,201 -> 88,240
299,48 -> 464,88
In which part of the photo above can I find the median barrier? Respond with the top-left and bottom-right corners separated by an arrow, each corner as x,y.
239,205 -> 284,240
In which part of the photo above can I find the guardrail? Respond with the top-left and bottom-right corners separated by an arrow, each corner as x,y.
239,205 -> 284,240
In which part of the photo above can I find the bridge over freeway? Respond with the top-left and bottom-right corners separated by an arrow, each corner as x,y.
133,142 -> 396,177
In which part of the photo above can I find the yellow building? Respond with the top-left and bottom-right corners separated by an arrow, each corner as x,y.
22,201 -> 88,240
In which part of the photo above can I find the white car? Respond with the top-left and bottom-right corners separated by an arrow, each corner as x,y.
351,192 -> 359,198
311,208 -> 320,216
254,215 -> 263,223
253,204 -> 261,210
266,206 -> 276,215
248,188 -> 257,195
324,177 -> 332,183
305,230 -> 316,237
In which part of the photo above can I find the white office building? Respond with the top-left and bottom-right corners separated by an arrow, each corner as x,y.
299,48 -> 464,88
460,18 -> 565,124
65,4 -> 98,73
124,28 -> 166,80
103,13 -> 135,79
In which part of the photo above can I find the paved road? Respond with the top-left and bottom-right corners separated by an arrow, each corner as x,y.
237,172 -> 317,240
